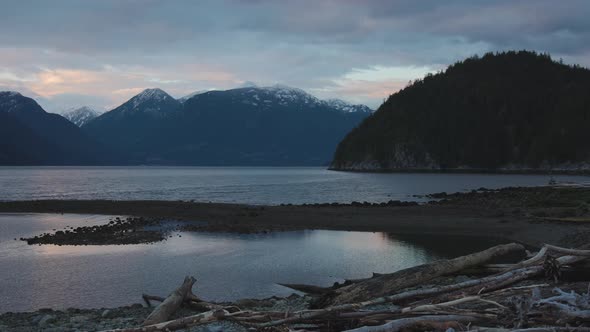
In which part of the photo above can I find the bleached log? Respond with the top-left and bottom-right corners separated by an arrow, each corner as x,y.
142,293 -> 220,311
320,243 -> 525,305
535,287 -> 590,319
473,328 -> 590,332
259,266 -> 536,328
260,252 -> 590,328
143,276 -> 196,326
402,295 -> 506,313
278,283 -> 334,294
100,309 -> 233,332
343,314 -> 478,332
506,244 -> 590,271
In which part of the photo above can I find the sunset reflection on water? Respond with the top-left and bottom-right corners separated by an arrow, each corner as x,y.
0,213 -> 505,313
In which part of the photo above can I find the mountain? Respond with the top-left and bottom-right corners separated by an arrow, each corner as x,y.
0,91 -> 111,165
330,51 -> 590,172
62,106 -> 100,127
83,88 -> 182,154
83,85 -> 371,165
323,99 -> 373,113
178,90 -> 207,103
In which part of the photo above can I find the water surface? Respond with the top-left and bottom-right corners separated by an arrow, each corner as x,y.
1,166 -> 588,204
0,213 -> 506,312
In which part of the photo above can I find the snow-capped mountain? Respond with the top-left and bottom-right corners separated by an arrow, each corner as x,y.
0,91 -> 44,115
121,88 -> 180,114
83,88 -> 183,153
62,106 -> 100,127
82,85 -> 371,165
0,91 -> 112,165
323,99 -> 373,113
183,84 -> 373,114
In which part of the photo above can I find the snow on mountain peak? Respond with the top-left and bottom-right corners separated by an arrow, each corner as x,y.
258,84 -> 320,105
135,88 -> 168,99
0,91 -> 41,114
323,98 -> 373,113
129,88 -> 175,109
63,106 -> 100,127
228,84 -> 373,113
0,91 -> 22,97
238,81 -> 258,88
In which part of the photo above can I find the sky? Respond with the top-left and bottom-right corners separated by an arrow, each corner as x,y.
1,0 -> 589,112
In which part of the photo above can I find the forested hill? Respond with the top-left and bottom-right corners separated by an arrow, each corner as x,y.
330,51 -> 590,172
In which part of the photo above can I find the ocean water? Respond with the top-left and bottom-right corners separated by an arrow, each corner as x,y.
0,167 -> 587,312
0,166 -> 588,204
0,213 -> 507,312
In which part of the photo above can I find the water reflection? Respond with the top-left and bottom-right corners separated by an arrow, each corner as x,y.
0,213 -> 507,312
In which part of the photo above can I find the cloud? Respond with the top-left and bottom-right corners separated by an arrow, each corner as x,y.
0,0 -> 588,111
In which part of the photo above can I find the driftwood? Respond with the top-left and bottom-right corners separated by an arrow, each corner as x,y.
260,268 -> 530,328
102,308 -> 233,332
101,243 -> 590,332
343,314 -> 479,332
142,293 -> 220,312
317,243 -> 525,305
258,245 -> 589,328
278,283 -> 334,295
142,276 -> 196,326
474,328 -> 590,332
535,287 -> 590,319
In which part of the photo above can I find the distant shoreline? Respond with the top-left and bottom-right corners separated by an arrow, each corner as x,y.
1,164 -> 590,176
1,186 -> 589,248
328,167 -> 590,176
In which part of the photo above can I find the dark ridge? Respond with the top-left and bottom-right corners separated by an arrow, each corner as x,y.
331,50 -> 590,172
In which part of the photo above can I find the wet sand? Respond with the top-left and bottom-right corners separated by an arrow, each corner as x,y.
1,186 -> 589,248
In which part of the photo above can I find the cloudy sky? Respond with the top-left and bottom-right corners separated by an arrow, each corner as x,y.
1,0 -> 589,112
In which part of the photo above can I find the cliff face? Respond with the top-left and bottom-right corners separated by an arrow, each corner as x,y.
330,51 -> 590,172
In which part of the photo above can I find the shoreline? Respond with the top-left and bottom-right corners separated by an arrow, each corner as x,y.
328,166 -> 590,175
1,186 -> 589,248
1,186 -> 590,330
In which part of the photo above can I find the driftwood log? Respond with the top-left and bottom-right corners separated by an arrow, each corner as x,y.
317,243 -> 525,306
278,283 -> 335,295
259,244 -> 590,328
103,308 -> 233,332
142,293 -> 220,312
98,243 -> 590,332
343,314 -> 479,332
142,276 -> 196,326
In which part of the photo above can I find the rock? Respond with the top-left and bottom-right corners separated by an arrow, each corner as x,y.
38,314 -> 56,327
70,315 -> 89,324
44,328 -> 63,332
31,315 -> 44,325
101,309 -> 112,318
454,275 -> 471,283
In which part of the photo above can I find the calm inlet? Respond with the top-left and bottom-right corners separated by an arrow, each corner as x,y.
0,213 -> 506,313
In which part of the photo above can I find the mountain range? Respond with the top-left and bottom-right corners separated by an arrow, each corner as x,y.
83,85 -> 371,165
331,51 -> 590,172
0,92 -> 111,165
0,85 -> 371,166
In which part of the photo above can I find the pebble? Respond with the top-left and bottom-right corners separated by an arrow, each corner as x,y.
70,315 -> 89,323
38,314 -> 56,327
454,275 -> 471,283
